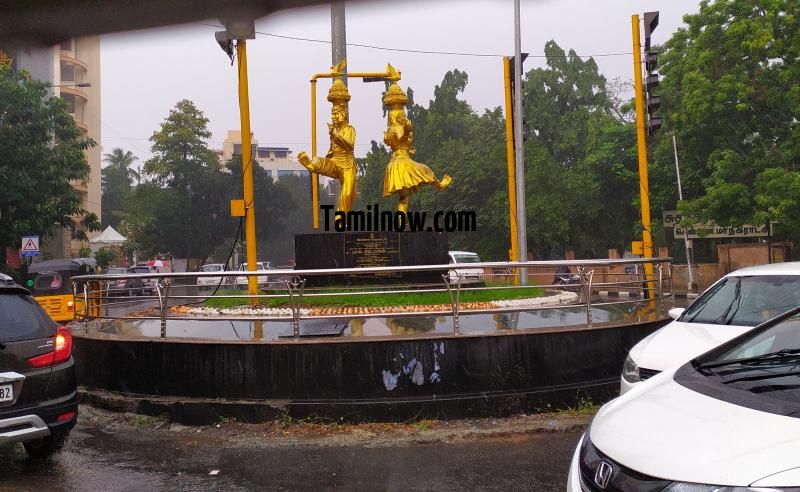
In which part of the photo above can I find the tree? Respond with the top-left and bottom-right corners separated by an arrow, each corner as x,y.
652,0 -> 800,243
143,100 -> 222,260
94,248 -> 116,268
103,148 -> 140,184
0,65 -> 96,263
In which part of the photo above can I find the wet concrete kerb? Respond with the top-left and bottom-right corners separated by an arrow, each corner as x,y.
77,401 -> 593,447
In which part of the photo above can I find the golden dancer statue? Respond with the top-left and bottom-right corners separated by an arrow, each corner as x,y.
298,73 -> 357,213
382,66 -> 451,213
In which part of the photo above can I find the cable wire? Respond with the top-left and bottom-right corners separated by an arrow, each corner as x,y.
197,22 -> 632,60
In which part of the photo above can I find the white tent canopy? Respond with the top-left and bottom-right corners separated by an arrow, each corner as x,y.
89,225 -> 127,252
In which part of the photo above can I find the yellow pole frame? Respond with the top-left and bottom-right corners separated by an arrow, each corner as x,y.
502,57 -> 519,283
631,15 -> 655,299
309,67 -> 401,228
237,40 -> 259,302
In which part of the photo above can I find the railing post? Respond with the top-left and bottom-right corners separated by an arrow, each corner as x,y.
156,278 -> 171,338
82,282 -> 90,321
656,262 -> 664,313
285,276 -> 306,340
584,268 -> 594,326
442,273 -> 462,335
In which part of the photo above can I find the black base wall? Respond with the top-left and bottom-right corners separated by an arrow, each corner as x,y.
73,319 -> 667,422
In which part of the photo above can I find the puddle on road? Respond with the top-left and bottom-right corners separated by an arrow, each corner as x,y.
84,297 -> 680,342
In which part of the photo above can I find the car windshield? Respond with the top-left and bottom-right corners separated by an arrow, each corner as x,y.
690,312 -> 800,405
131,267 -> 150,273
106,268 -> 126,275
681,275 -> 800,326
201,265 -> 222,272
453,255 -> 480,264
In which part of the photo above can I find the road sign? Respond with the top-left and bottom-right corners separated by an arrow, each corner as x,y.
21,236 -> 39,257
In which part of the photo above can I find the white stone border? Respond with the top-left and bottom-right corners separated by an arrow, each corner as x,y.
173,290 -> 580,317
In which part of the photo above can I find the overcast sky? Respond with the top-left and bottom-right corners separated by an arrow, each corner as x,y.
99,0 -> 701,164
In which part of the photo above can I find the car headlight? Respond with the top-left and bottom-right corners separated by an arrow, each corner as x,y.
664,483 -> 789,491
622,354 -> 640,383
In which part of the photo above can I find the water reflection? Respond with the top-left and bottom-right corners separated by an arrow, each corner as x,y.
83,297 -> 681,342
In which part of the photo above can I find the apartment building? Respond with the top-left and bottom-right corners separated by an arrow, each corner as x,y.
2,38 -> 102,258
221,130 -> 309,181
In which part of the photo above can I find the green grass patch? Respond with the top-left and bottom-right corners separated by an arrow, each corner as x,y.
203,284 -> 545,309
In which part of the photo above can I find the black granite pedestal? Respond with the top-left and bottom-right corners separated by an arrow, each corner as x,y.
294,232 -> 448,286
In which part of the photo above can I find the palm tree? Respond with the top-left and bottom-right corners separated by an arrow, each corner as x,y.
103,148 -> 140,184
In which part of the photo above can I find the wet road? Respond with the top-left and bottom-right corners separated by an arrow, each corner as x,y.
1,420 -> 581,491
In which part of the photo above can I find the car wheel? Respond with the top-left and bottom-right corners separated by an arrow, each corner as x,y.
23,428 -> 70,459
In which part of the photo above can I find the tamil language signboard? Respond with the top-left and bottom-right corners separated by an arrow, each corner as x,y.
662,211 -> 769,239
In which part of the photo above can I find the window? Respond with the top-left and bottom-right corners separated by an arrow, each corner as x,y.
297,170 -> 309,178
61,62 -> 75,81
274,150 -> 287,158
60,40 -> 74,52
61,93 -> 76,113
0,293 -> 56,342
277,170 -> 295,180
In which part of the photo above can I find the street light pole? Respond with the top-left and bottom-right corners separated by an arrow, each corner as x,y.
672,134 -> 695,295
513,0 -> 528,284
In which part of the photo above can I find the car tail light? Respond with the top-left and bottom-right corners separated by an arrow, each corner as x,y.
28,326 -> 73,368
57,411 -> 76,422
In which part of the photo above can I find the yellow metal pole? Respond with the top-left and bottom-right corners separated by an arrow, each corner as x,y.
237,40 -> 259,302
311,78 -> 319,229
502,57 -> 519,284
631,15 -> 655,299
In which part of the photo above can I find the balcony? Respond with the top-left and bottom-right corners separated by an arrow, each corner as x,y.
60,85 -> 88,102
59,53 -> 87,71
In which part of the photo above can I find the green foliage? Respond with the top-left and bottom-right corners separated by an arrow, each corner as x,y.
652,0 -> 800,241
101,148 -> 139,228
0,65 -> 96,262
358,42 -> 639,260
78,247 -> 92,258
134,100 -> 226,260
94,247 -> 116,268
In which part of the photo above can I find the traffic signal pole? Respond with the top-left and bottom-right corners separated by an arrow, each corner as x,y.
631,14 -> 655,299
237,40 -> 260,301
502,57 -> 519,271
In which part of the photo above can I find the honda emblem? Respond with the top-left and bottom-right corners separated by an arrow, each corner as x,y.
594,460 -> 613,489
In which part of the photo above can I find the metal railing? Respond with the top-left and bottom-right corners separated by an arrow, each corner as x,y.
71,258 -> 674,339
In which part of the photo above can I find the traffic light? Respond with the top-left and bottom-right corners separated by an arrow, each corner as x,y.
643,11 -> 661,135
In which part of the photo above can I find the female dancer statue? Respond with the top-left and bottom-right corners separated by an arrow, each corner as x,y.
382,81 -> 451,213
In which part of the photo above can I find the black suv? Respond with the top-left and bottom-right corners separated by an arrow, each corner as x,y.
0,273 -> 77,458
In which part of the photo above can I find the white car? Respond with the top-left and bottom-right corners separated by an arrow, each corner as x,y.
621,262 -> 800,394
196,263 -> 227,290
447,251 -> 485,285
569,307 -> 800,491
235,262 -> 271,287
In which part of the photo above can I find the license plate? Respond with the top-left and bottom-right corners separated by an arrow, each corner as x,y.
0,384 -> 13,402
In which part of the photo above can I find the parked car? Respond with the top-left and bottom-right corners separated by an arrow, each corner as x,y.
621,262 -> 800,394
0,273 -> 77,458
235,262 -> 272,287
130,265 -> 157,295
196,263 -> 227,291
102,266 -> 145,296
569,306 -> 800,491
447,251 -> 485,285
